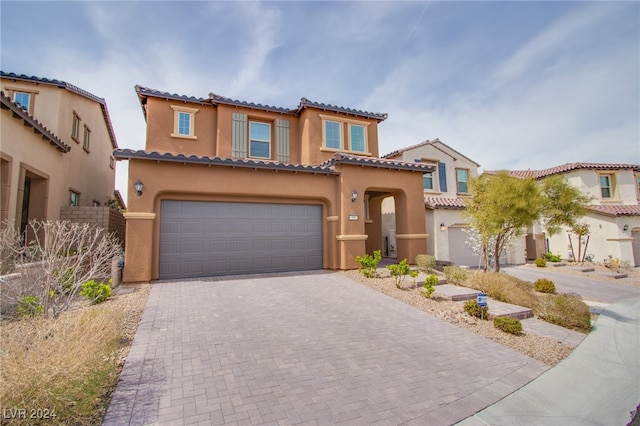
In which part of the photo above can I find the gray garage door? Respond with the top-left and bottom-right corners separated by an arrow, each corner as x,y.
159,201 -> 322,279
448,227 -> 479,267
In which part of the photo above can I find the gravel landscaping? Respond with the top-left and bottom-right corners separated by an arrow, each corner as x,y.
340,269 -> 573,366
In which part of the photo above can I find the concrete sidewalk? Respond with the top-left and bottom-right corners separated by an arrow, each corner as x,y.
458,296 -> 640,426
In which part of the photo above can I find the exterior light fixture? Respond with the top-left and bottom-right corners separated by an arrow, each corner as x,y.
351,190 -> 358,202
134,179 -> 144,196
623,224 -> 629,232
440,223 -> 446,231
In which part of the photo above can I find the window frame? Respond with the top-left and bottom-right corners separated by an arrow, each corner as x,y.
170,105 -> 199,139
416,158 -> 439,193
456,168 -> 470,194
83,125 -> 91,152
599,173 -> 614,199
423,172 -> 434,190
69,190 -> 80,207
248,121 -> 272,159
71,111 -> 81,142
5,86 -> 38,115
320,114 -> 371,154
14,92 -> 31,112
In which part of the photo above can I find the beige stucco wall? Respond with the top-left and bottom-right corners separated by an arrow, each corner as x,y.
1,78 -> 116,228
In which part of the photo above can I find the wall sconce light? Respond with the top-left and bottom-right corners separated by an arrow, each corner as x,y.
351,190 -> 358,202
134,179 -> 144,196
440,223 -> 446,231
623,224 -> 629,232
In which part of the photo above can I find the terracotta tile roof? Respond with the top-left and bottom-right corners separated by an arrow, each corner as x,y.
424,196 -> 467,210
1,91 -> 70,153
1,71 -> 119,149
487,162 -> 640,179
321,153 -> 436,172
113,149 -> 339,175
136,84 -> 387,121
587,204 -> 640,217
382,138 -> 480,167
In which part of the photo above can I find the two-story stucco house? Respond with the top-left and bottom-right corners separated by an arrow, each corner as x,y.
0,72 -> 119,241
379,139 -> 506,267
115,86 -> 433,282
502,163 -> 640,267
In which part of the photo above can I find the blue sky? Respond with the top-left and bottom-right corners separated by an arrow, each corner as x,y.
1,1 -> 638,199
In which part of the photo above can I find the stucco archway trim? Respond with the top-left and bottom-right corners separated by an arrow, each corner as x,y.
336,234 -> 368,241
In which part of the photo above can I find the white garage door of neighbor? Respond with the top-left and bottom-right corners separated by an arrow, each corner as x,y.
159,201 -> 323,279
447,227 -> 480,267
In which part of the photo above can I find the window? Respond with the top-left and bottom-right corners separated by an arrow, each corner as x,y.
321,115 -> 370,153
324,121 -> 341,149
456,169 -> 469,194
170,105 -> 199,139
600,174 -> 612,199
69,190 -> 79,207
14,92 -> 30,111
93,200 -> 101,207
636,174 -> 640,200
83,125 -> 91,152
249,122 -> 271,158
423,172 -> 434,190
71,112 -> 81,142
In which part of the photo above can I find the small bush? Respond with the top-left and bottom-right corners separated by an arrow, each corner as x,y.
355,250 -> 382,278
534,293 -> 591,332
415,254 -> 436,272
494,317 -> 523,335
421,274 -> 439,298
17,295 -> 44,318
534,257 -> 547,267
387,259 -> 417,288
80,279 -> 112,304
464,299 -> 489,319
443,265 -> 467,285
543,252 -> 562,262
534,278 -> 556,294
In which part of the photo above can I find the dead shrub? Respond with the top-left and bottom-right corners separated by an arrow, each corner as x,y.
534,293 -> 592,333
467,272 -> 534,308
0,305 -> 122,425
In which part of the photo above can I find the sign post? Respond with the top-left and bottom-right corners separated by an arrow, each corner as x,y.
477,292 -> 488,320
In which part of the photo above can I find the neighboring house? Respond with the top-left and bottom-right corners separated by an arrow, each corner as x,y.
498,163 -> 640,267
115,86 -> 433,282
380,139 -> 509,267
0,72 -> 119,241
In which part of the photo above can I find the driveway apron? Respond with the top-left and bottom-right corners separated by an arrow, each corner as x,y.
104,272 -> 548,425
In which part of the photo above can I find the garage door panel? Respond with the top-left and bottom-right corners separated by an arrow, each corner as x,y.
160,201 -> 322,279
448,227 -> 479,267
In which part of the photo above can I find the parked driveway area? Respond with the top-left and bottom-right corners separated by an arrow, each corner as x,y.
104,272 -> 548,425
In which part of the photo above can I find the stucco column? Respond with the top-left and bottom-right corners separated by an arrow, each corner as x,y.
122,212 -> 156,283
337,181 -> 367,270
394,191 -> 428,264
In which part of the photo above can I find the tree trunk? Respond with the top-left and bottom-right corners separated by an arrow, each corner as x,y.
494,236 -> 501,272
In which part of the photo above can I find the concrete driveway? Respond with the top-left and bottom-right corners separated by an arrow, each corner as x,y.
501,265 -> 639,304
104,271 -> 548,425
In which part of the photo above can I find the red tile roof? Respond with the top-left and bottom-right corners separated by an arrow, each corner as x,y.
424,196 -> 467,210
587,204 -> 640,217
382,138 -> 480,167
487,162 -> 640,179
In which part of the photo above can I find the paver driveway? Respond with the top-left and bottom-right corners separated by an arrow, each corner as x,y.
104,272 -> 548,425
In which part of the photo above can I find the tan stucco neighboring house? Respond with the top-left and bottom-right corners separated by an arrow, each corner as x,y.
0,71 -> 119,240
379,139 -> 512,267
115,86 -> 432,282
499,163 -> 640,267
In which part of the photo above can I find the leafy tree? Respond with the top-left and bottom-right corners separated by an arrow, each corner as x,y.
464,172 -> 587,272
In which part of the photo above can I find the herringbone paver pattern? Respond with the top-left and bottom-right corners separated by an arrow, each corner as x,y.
104,272 -> 548,425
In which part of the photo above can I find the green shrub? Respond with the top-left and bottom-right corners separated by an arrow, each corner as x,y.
534,293 -> 591,332
543,252 -> 562,262
17,295 -> 44,318
443,265 -> 467,285
534,278 -> 556,294
387,259 -> 417,288
80,279 -> 112,304
467,272 -> 534,308
415,254 -> 436,272
355,250 -> 382,278
494,317 -> 523,335
534,257 -> 547,267
421,274 -> 439,298
464,299 -> 489,319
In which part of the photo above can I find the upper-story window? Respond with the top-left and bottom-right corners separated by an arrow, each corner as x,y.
249,121 -> 271,159
69,190 -> 80,207
423,172 -> 434,190
321,115 -> 369,154
83,125 -> 91,152
170,105 -> 199,139
14,92 -> 31,111
456,169 -> 469,194
600,174 -> 614,199
636,174 -> 640,200
71,111 -> 81,142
